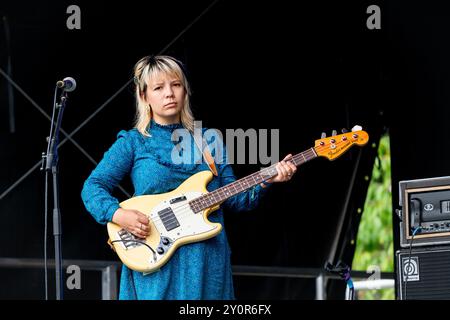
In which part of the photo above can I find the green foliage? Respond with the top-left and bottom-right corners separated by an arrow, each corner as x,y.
352,134 -> 395,300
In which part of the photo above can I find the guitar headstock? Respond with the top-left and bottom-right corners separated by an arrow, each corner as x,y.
314,125 -> 369,160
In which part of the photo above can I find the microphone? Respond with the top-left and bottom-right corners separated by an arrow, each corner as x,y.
56,77 -> 76,92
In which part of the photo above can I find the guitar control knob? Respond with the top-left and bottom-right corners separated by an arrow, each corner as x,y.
162,237 -> 170,245
157,247 -> 165,255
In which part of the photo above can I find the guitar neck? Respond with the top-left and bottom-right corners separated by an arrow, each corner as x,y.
189,148 -> 318,212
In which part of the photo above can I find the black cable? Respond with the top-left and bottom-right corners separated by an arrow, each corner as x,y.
44,171 -> 48,300
46,87 -> 58,159
3,15 -> 15,133
110,239 -> 158,262
403,226 -> 421,300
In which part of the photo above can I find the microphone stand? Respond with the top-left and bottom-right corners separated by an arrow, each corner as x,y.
41,88 -> 68,300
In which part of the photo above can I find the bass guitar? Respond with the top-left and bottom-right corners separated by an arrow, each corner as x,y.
107,125 -> 369,273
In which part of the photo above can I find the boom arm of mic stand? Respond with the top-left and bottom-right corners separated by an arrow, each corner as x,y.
45,93 -> 67,171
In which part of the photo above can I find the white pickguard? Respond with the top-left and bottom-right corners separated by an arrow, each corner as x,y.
150,191 -> 217,241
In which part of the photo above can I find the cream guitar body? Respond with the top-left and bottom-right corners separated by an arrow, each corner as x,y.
107,171 -> 222,273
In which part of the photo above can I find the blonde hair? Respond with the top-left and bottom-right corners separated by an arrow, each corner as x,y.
133,55 -> 195,136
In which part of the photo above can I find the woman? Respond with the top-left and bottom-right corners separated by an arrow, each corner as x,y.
81,55 -> 297,299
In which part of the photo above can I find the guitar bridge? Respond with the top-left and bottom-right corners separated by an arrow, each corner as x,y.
117,229 -> 144,250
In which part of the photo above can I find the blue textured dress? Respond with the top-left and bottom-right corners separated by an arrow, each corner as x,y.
81,119 -> 270,300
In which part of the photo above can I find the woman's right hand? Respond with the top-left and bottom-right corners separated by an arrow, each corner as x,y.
112,207 -> 150,239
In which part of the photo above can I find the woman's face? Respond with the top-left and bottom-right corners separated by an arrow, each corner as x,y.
144,71 -> 185,124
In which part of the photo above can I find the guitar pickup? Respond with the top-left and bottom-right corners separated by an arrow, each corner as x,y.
158,207 -> 180,232
169,195 -> 187,204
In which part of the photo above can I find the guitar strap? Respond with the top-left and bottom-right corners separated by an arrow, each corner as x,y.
192,132 -> 218,177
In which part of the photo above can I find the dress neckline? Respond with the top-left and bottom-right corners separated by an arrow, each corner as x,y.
150,118 -> 183,130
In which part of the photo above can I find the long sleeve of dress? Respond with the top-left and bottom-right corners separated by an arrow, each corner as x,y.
207,130 -> 272,213
81,130 -> 134,225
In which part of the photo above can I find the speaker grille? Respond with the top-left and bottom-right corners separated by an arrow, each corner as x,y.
397,247 -> 450,299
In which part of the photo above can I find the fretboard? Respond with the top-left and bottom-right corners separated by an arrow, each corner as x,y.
189,148 -> 318,213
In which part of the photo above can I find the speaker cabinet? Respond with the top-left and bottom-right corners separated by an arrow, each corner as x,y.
396,246 -> 450,299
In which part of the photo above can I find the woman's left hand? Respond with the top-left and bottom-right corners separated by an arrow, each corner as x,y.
265,154 -> 297,184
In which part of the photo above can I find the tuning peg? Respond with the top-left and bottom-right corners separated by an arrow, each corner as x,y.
321,132 -> 326,139
352,125 -> 362,132
341,128 -> 348,133
332,130 -> 337,136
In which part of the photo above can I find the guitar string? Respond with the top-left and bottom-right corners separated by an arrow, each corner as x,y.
134,135 -> 359,229
120,149 -> 313,235
153,134 -> 357,222
137,136 -> 359,230
136,136 -> 359,232
143,148 -> 317,228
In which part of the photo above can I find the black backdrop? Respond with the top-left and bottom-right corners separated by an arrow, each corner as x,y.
1,0 -> 447,300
